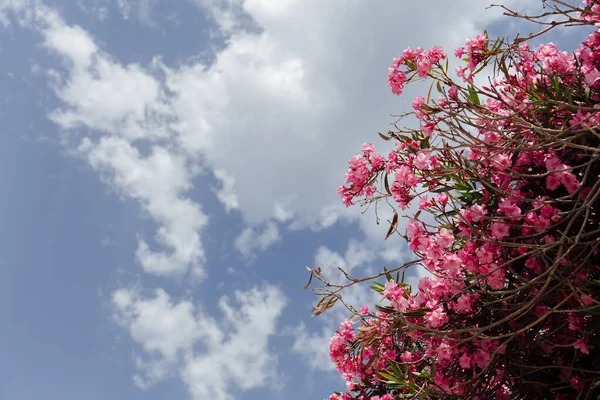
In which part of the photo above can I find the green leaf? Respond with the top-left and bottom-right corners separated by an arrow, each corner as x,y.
383,266 -> 394,282
436,80 -> 443,93
467,84 -> 480,106
388,360 -> 405,377
492,37 -> 504,51
551,75 -> 561,94
379,371 -> 403,384
369,285 -> 384,293
474,64 -> 486,76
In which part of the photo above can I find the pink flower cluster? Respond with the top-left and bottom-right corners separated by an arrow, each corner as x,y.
329,2 -> 600,399
387,46 -> 447,95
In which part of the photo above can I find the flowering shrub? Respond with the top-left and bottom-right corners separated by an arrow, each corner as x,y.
307,1 -> 600,399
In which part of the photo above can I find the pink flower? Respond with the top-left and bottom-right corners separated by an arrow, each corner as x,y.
470,204 -> 487,222
498,198 -> 521,217
413,151 -> 431,170
383,280 -> 405,303
545,173 -> 562,191
487,268 -> 506,290
407,220 -> 423,240
434,229 -> 454,249
443,253 -> 462,275
473,348 -> 492,369
412,96 -> 425,111
362,142 -> 375,155
459,353 -> 472,369
585,68 -> 600,87
419,197 -> 433,210
448,85 -> 458,100
490,222 -> 510,241
437,193 -> 449,207
369,152 -> 385,170
434,370 -> 452,393
568,315 -> 583,331
427,46 -> 447,63
561,172 -> 580,194
574,339 -> 589,354
425,306 -> 448,328
477,246 -> 494,264
545,155 -> 565,172
388,68 -> 406,95
422,121 -> 437,137
417,58 -> 433,77
456,294 -> 475,313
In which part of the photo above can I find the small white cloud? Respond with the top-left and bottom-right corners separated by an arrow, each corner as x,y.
235,220 -> 280,258
213,168 -> 239,212
182,285 -> 287,400
117,0 -> 131,19
290,323 -> 334,371
135,0 -> 158,28
313,245 -> 346,280
112,284 -> 287,400
83,137 -> 207,278
100,237 -> 112,247
272,201 -> 294,223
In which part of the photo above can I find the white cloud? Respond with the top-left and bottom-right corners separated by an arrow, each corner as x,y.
135,0 -> 158,28
43,23 -> 169,140
76,1 -> 110,22
235,220 -> 280,258
290,323 -> 334,371
313,245 -> 346,279
11,5 -> 209,278
113,287 -> 200,357
213,168 -> 239,211
112,284 -> 287,399
4,0 -> 524,272
172,0 -> 519,235
80,136 -> 207,277
117,0 -> 131,19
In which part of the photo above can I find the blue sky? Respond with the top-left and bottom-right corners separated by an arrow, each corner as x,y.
0,1 -> 581,399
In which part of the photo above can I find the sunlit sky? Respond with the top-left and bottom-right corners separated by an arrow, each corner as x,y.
0,1 -> 581,399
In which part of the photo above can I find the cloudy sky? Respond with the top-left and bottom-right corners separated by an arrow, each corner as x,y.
0,1 -> 582,399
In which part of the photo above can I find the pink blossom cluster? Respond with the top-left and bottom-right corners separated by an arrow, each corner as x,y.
329,2 -> 600,399
455,33 -> 488,83
387,46 -> 447,95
